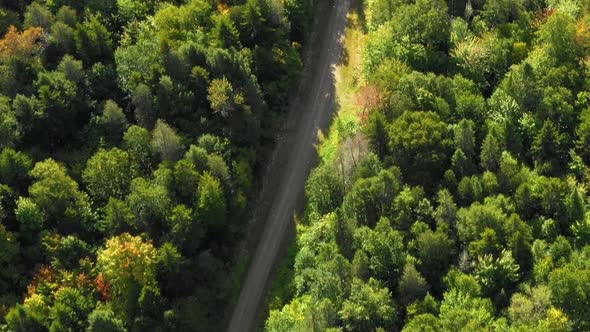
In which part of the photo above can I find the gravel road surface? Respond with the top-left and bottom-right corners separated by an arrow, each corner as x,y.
226,0 -> 351,331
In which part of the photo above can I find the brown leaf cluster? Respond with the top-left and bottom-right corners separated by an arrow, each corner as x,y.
0,26 -> 45,62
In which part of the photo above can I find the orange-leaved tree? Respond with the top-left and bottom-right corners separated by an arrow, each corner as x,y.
0,26 -> 45,63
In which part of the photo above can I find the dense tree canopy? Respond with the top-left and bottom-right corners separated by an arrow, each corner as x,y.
0,0 -> 313,330
267,0 -> 590,331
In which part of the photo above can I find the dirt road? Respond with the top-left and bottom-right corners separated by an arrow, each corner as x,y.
226,0 -> 351,331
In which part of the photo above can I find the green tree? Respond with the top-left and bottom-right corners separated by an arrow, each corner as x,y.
416,229 -> 454,290
454,119 -> 476,157
57,55 -> 83,83
538,86 -> 576,136
575,106 -> 590,163
205,154 -> 230,185
74,15 -> 113,65
115,22 -> 161,93
388,111 -> 451,186
480,0 -> 524,25
480,130 -> 502,172
23,2 -> 54,30
232,0 -> 265,47
265,295 -> 325,332
97,100 -> 128,144
0,222 -> 18,270
156,242 -> 186,298
473,250 -> 520,297
132,84 -> 155,129
352,250 -> 370,281
153,0 -> 212,43
49,287 -> 93,332
167,204 -> 202,255
434,189 -> 457,227
365,111 -> 389,159
197,172 -> 226,229
173,158 -> 200,201
56,6 -> 77,27
83,148 -> 137,203
117,0 -> 157,22
99,198 -> 134,236
367,0 -> 449,71
365,0 -> 399,31
532,120 -> 566,174
33,70 -> 83,148
498,151 -> 526,194
548,253 -> 590,330
0,217 -> 20,296
29,159 -> 91,234
392,0 -> 448,48
211,14 -> 241,49
49,21 -> 76,57
86,307 -> 126,332
342,169 -> 402,227
5,304 -> 45,332
536,12 -> 579,64
123,125 -> 153,172
565,188 -> 586,225
0,148 -> 32,193
452,148 -> 474,178
282,0 -> 311,42
15,197 -> 44,243
45,234 -> 91,270
456,201 -> 508,245
0,96 -> 21,150
152,120 -> 183,162
207,77 -> 242,117
508,285 -> 553,329
339,278 -> 396,332
127,177 -> 171,235
402,313 -> 439,332
355,218 -> 405,288
571,215 -> 590,247
437,289 -> 497,331
398,263 -> 429,306
305,163 -> 345,217
294,222 -> 351,305
391,186 -> 427,232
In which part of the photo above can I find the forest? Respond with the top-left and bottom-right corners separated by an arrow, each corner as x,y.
266,0 -> 590,331
0,0 -> 312,331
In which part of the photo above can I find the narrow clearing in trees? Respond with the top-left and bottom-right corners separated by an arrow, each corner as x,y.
226,0 -> 351,331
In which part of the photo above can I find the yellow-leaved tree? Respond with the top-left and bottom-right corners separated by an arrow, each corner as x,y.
97,233 -> 157,297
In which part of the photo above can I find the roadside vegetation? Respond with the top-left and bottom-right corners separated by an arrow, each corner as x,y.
266,0 -> 590,331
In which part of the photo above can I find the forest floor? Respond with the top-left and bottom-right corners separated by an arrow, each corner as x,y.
225,0 -> 352,331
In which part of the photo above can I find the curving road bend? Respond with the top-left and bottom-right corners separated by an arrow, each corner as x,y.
226,0 -> 351,331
